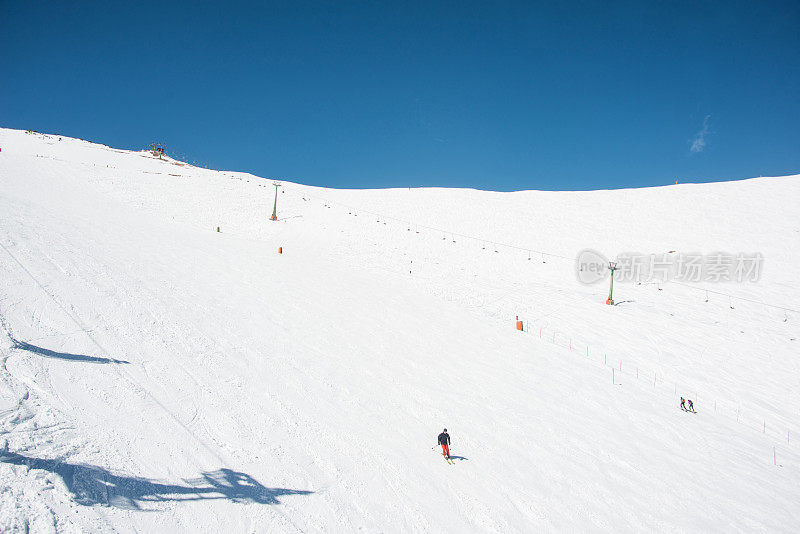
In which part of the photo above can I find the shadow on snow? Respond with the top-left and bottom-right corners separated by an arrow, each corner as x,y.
10,337 -> 129,364
0,450 -> 312,509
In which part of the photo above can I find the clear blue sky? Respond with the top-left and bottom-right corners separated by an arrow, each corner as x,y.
2,1 -> 798,190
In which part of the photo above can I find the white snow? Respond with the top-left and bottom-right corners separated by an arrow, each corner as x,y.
0,127 -> 798,532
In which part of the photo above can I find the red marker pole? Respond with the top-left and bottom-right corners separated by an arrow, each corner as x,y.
612,368 -> 615,385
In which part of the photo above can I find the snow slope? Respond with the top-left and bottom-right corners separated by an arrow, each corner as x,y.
1,127 -> 799,532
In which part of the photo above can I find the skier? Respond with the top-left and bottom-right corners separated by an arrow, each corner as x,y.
687,399 -> 694,412
438,428 -> 451,459
680,397 -> 687,411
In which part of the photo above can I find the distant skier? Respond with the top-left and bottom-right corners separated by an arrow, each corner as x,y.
680,397 -> 687,411
687,399 -> 695,412
438,428 -> 451,458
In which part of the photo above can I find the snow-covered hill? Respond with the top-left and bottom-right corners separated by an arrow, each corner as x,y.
1,127 -> 798,532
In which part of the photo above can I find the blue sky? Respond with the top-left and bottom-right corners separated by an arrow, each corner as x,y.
2,1 -> 798,190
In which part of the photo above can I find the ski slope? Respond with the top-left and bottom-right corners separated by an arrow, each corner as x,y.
1,127 -> 798,532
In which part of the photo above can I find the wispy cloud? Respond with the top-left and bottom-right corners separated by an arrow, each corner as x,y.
689,115 -> 712,153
